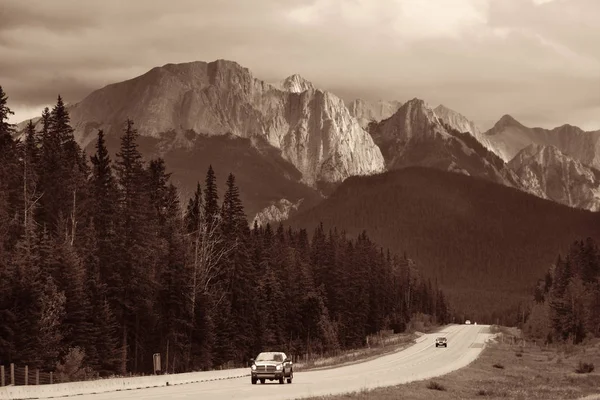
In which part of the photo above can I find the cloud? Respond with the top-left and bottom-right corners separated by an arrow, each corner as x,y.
2,0 -> 599,131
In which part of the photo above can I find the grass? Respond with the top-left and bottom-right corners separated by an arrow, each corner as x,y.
301,333 -> 600,400
295,331 -> 420,372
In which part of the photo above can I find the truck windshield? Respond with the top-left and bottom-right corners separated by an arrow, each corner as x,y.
256,353 -> 283,362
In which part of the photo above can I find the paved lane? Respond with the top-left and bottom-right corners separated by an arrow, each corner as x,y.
72,324 -> 492,400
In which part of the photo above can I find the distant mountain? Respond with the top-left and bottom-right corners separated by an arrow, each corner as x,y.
19,60 -> 384,188
509,144 -> 600,211
367,98 -> 524,189
484,115 -> 600,169
433,104 -> 497,155
287,167 -> 600,321
347,99 -> 403,129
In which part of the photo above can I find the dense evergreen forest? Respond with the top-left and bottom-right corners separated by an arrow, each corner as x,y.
0,87 -> 449,377
287,166 -> 600,325
524,238 -> 600,343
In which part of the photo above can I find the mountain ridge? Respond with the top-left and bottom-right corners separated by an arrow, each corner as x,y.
18,59 -> 385,188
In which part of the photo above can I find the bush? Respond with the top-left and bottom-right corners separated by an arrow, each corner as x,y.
477,389 -> 493,396
426,381 -> 446,391
575,361 -> 595,374
55,347 -> 94,383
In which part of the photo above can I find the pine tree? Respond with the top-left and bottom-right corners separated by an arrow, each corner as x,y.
114,119 -> 157,373
157,184 -> 191,373
0,86 -> 15,148
90,130 -> 119,287
0,86 -> 19,254
185,183 -> 202,235
203,165 -> 219,227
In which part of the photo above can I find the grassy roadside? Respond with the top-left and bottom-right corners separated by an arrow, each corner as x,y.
295,333 -> 418,372
301,330 -> 600,399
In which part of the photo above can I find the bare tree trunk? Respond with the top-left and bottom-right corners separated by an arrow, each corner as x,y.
121,324 -> 128,375
70,189 -> 77,246
23,157 -> 27,229
134,314 -> 140,373
185,213 -> 236,370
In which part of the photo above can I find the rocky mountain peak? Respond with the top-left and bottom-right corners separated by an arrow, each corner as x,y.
26,59 -> 384,188
281,74 -> 315,93
376,98 -> 442,142
491,114 -> 523,132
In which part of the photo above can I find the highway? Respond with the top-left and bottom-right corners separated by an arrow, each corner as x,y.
70,324 -> 493,400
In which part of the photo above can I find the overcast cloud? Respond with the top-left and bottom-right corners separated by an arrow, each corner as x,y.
1,0 -> 599,130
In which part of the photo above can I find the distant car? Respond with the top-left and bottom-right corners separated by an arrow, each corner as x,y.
435,337 -> 448,348
465,320 -> 471,325
250,352 -> 293,384
474,322 -> 477,325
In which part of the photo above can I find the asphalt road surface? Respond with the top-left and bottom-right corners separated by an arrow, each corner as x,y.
75,324 -> 493,400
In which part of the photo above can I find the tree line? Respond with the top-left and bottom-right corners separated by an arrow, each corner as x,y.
524,237 -> 600,343
0,87 -> 449,377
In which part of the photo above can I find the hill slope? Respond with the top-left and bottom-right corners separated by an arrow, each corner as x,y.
287,167 -> 600,321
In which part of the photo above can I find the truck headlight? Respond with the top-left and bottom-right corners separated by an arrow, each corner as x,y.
276,364 -> 282,371
251,365 -> 256,371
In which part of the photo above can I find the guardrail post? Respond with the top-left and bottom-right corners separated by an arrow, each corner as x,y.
10,363 -> 14,386
1,365 -> 4,386
50,371 -> 53,384
25,365 -> 28,385
36,369 -> 40,385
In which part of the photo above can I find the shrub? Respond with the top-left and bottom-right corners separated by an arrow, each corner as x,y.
477,389 -> 493,396
427,381 -> 446,391
55,347 -> 94,383
575,361 -> 595,374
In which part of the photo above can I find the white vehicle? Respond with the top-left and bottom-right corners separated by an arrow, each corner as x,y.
465,320 -> 471,325
250,352 -> 293,384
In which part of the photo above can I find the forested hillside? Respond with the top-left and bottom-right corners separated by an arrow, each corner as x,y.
524,238 -> 600,343
288,167 -> 600,324
0,87 -> 447,378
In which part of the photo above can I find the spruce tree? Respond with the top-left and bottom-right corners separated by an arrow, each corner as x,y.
203,165 -> 219,227
114,119 -> 157,373
90,130 -> 119,287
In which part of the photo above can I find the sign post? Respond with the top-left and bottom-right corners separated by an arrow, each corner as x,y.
153,353 -> 161,375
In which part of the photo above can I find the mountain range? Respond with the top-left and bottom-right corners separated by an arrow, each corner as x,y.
15,58 -> 600,217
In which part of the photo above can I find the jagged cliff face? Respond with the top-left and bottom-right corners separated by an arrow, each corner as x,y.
367,98 -> 526,190
252,198 -> 304,227
484,115 -> 600,169
509,144 -> 600,211
433,105 -> 498,156
46,60 -> 384,186
347,99 -> 402,129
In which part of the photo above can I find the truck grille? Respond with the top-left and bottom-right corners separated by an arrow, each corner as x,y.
257,365 -> 276,372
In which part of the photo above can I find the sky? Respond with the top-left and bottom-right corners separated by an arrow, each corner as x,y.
1,0 -> 599,131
